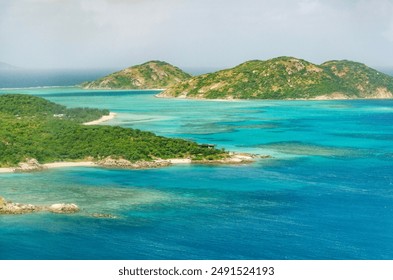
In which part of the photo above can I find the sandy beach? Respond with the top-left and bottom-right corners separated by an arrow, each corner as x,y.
42,161 -> 97,168
167,158 -> 192,164
83,112 -> 116,125
0,167 -> 15,173
0,161 -> 97,173
0,153 -> 257,174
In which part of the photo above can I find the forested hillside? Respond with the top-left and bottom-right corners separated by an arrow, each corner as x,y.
0,94 -> 226,167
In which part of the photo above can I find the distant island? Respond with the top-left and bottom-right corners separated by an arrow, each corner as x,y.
157,57 -> 393,100
0,94 -> 254,172
82,60 -> 191,89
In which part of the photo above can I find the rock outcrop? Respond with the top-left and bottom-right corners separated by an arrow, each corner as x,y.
14,158 -> 45,172
47,203 -> 79,214
193,153 -> 264,164
0,196 -> 79,215
97,154 -> 264,169
97,156 -> 171,169
0,196 -> 40,214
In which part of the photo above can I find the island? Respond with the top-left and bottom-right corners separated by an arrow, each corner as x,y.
157,56 -> 393,100
0,94 -> 254,172
82,60 -> 192,89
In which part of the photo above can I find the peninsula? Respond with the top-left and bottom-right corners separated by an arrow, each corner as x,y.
0,94 -> 252,172
82,60 -> 191,89
157,57 -> 393,100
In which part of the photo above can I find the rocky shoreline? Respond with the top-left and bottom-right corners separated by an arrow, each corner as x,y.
156,92 -> 393,101
14,158 -> 45,172
0,153 -> 265,174
0,196 -> 79,215
97,156 -> 172,169
200,152 -> 267,164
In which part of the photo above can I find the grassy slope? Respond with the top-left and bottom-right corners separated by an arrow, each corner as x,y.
83,61 -> 192,89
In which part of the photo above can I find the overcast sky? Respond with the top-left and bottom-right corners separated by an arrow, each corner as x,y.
1,0 -> 393,70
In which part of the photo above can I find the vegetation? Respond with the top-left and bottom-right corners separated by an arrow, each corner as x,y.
0,94 -> 226,167
0,94 -> 109,123
82,60 -> 192,89
158,57 -> 393,99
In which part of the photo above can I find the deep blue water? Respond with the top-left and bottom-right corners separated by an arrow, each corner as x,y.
0,88 -> 393,259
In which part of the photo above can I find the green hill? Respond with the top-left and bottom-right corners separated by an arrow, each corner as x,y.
158,57 -> 393,100
82,61 -> 191,89
0,94 -> 226,167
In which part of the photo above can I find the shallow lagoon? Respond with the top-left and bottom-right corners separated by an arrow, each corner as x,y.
1,88 -> 393,259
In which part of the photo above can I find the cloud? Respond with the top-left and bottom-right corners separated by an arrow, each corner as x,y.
383,20 -> 393,42
353,0 -> 393,43
0,0 -> 182,68
297,0 -> 324,15
0,0 -> 393,69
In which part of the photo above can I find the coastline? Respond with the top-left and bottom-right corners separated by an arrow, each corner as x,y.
43,161 -> 97,168
155,92 -> 393,101
155,93 -> 241,102
0,161 -> 98,173
80,86 -> 165,91
0,154 -> 260,174
83,112 -> 117,125
0,167 -> 14,173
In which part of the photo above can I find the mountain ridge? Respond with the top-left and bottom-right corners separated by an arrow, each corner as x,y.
157,57 -> 393,100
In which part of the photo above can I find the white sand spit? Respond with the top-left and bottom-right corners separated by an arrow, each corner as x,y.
83,112 -> 116,125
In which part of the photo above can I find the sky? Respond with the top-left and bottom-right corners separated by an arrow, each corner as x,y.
1,0 -> 393,70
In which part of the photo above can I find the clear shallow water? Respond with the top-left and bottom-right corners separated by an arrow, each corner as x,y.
1,88 -> 393,259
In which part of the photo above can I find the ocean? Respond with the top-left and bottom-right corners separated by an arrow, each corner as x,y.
0,84 -> 393,259
0,69 -> 116,89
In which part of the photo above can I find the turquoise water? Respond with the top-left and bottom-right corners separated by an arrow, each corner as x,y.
1,88 -> 393,259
